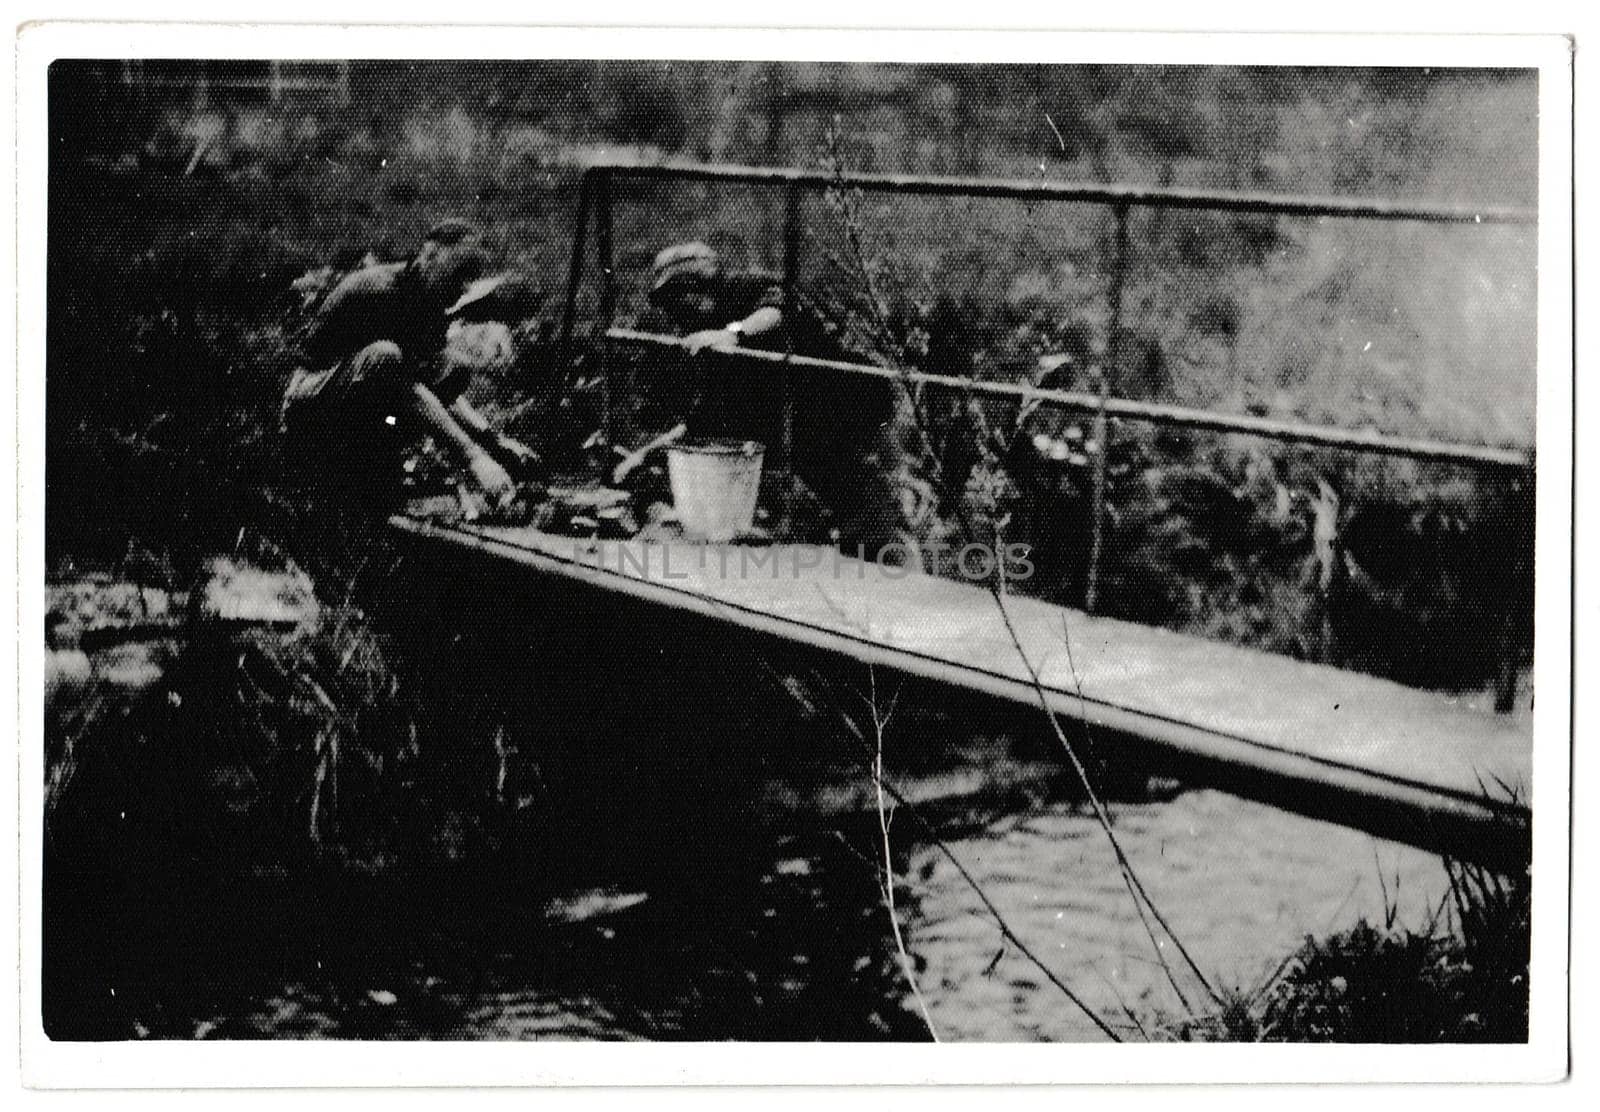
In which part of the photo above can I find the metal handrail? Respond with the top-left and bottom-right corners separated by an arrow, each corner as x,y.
562,159 -> 1535,694
606,328 -> 1534,473
559,160 -> 1536,384
585,160 -> 1538,226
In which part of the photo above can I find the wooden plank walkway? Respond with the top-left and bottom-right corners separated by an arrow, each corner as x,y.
390,516 -> 1531,871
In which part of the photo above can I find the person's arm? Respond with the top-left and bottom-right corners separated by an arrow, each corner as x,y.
731,305 -> 783,341
298,271 -> 376,366
684,305 -> 783,354
448,274 -> 540,324
298,291 -> 344,366
448,395 -> 540,473
407,382 -> 518,508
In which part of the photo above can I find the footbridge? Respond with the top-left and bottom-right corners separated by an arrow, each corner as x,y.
404,162 -> 1537,873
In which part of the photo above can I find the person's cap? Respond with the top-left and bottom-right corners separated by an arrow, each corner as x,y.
423,217 -> 481,247
650,241 -> 720,297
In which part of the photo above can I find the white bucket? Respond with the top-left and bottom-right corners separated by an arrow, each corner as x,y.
666,439 -> 765,542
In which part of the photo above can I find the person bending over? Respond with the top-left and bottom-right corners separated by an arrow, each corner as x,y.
281,218 -> 539,514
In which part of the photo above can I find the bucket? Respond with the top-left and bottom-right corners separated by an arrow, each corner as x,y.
666,439 -> 765,542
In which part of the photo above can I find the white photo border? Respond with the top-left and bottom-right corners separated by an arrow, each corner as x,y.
13,21 -> 1574,1088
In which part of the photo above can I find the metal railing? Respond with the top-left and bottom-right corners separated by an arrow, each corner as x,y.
603,328 -> 1533,472
558,160 -> 1536,356
108,60 -> 354,104
558,161 -> 1536,707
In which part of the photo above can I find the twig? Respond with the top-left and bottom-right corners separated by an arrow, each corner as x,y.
1050,613 -> 1215,1010
822,138 -> 1218,1012
1044,113 -> 1069,157
1088,962 -> 1151,1041
183,131 -> 214,176
876,771 -> 1124,1042
759,657 -> 1125,1040
867,666 -> 941,1040
1002,582 -> 1221,1010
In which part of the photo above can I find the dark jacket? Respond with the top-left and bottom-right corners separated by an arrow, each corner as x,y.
298,261 -> 472,401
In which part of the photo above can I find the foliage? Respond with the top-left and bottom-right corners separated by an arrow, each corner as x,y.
1154,812 -> 1531,1043
45,63 -> 1535,686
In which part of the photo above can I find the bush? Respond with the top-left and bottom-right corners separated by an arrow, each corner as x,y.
1157,839 -> 1530,1043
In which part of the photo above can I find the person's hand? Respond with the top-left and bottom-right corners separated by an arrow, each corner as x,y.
468,452 -> 519,510
493,433 -> 541,475
684,328 -> 739,355
444,321 -> 515,369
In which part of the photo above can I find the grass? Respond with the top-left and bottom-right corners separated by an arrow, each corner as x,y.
45,566 -> 415,870
1145,778 -> 1531,1044
1151,865 -> 1529,1042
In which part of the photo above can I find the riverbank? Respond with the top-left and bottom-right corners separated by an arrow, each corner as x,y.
42,554 -> 1527,1042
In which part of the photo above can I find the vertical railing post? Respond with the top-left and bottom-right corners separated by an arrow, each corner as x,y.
192,60 -> 211,110
1494,468 -> 1534,714
778,183 -> 802,530
595,171 -> 617,327
594,171 -> 617,449
1085,202 -> 1129,614
557,171 -> 593,372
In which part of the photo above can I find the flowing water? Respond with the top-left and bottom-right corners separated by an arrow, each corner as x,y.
909,789 -> 1446,1041
42,579 -> 1465,1042
47,775 -> 1449,1042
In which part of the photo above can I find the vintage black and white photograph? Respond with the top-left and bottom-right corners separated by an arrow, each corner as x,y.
19,22 -> 1573,1083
